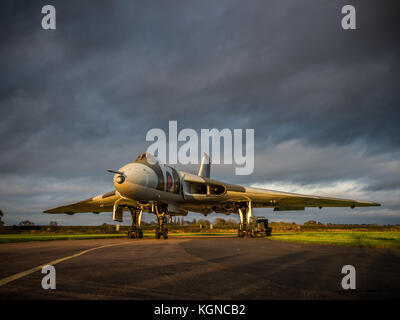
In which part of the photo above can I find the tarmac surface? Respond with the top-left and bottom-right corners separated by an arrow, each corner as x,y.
0,236 -> 399,299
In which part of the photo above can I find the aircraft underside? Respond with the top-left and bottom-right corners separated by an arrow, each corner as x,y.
126,201 -> 257,239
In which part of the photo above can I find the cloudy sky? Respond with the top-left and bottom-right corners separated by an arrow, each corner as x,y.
1,0 -> 399,226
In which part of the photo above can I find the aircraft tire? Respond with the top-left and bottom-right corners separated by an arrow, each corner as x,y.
163,229 -> 168,239
155,230 -> 161,239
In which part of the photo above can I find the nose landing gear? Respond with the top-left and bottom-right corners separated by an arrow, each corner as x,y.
127,208 -> 143,239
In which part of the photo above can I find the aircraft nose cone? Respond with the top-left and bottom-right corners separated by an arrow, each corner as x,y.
114,163 -> 158,189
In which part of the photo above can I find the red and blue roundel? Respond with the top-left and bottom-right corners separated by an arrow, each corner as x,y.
166,171 -> 173,191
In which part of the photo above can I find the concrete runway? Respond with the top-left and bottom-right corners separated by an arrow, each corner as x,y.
0,237 -> 399,299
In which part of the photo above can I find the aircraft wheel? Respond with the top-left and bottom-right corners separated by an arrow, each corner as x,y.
138,230 -> 143,238
155,230 -> 161,239
163,229 -> 168,239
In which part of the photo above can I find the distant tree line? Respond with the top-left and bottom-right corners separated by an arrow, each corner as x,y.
0,213 -> 399,234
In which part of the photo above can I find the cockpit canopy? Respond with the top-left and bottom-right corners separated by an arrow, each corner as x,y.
135,152 -> 161,165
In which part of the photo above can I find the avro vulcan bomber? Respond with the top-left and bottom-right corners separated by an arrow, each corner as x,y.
45,152 -> 380,239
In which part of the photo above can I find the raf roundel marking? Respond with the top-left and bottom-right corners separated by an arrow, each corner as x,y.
166,171 -> 173,191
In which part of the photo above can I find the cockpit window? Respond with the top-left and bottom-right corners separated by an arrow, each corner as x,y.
136,153 -> 146,161
135,152 -> 161,165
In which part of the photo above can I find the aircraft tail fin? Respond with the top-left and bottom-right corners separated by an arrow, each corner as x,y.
198,152 -> 211,178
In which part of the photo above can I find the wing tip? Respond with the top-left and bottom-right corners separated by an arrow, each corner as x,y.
357,201 -> 381,207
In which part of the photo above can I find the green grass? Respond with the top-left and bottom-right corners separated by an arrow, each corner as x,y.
270,232 -> 400,249
3,231 -> 399,249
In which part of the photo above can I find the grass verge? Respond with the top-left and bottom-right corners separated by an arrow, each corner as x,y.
3,231 -> 399,249
270,232 -> 400,249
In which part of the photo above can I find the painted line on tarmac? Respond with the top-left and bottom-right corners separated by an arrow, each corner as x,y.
0,241 -> 131,287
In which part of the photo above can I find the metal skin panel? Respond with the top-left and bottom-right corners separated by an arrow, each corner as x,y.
117,162 -> 158,190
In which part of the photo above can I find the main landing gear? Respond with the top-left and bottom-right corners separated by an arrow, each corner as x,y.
154,205 -> 169,239
237,201 -> 253,238
127,208 -> 143,239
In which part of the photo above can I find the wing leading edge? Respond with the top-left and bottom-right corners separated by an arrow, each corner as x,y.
43,190 -> 136,214
242,186 -> 380,210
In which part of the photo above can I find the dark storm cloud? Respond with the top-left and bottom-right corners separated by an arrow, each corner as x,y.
0,0 -> 399,225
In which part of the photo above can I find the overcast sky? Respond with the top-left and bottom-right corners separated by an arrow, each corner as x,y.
1,0 -> 399,226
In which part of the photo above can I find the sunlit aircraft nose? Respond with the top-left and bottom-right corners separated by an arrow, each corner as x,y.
112,163 -> 159,190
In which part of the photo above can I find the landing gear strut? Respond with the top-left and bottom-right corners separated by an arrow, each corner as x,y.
127,208 -> 143,239
238,201 -> 252,237
155,205 -> 169,239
